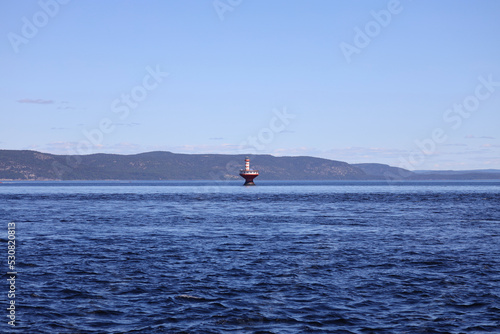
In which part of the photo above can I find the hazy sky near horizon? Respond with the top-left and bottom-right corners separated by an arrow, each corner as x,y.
1,0 -> 500,170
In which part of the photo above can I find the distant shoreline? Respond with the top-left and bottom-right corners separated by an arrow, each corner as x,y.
1,149 -> 500,181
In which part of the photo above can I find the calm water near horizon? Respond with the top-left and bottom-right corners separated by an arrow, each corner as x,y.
1,181 -> 499,333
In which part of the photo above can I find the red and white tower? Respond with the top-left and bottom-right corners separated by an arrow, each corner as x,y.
239,157 -> 259,185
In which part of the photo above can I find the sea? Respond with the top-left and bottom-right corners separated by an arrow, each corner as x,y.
1,180 -> 499,333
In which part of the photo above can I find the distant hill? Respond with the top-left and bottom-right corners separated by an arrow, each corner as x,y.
0,150 -> 366,181
1,150 -> 499,181
410,170 -> 500,180
354,164 -> 500,180
414,169 -> 500,175
352,163 -> 415,179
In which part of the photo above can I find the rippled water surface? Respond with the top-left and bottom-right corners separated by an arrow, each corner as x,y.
1,181 -> 500,333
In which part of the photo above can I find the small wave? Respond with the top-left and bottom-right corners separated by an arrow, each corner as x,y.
176,294 -> 204,300
88,309 -> 124,316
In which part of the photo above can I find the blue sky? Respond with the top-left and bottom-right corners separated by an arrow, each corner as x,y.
1,0 -> 500,170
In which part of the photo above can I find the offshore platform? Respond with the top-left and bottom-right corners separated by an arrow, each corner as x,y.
239,157 -> 259,186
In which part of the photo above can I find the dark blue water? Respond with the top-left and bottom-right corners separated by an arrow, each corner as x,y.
1,181 -> 500,333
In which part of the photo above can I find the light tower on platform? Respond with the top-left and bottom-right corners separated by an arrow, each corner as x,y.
239,157 -> 259,186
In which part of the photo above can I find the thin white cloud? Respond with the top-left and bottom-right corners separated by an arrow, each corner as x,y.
42,141 -> 134,155
44,141 -> 83,153
56,101 -> 79,111
465,135 -> 496,140
17,98 -> 54,104
113,122 -> 141,127
442,143 -> 468,147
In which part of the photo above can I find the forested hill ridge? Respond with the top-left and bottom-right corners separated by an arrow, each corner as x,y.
0,150 -> 365,180
0,150 -> 499,181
